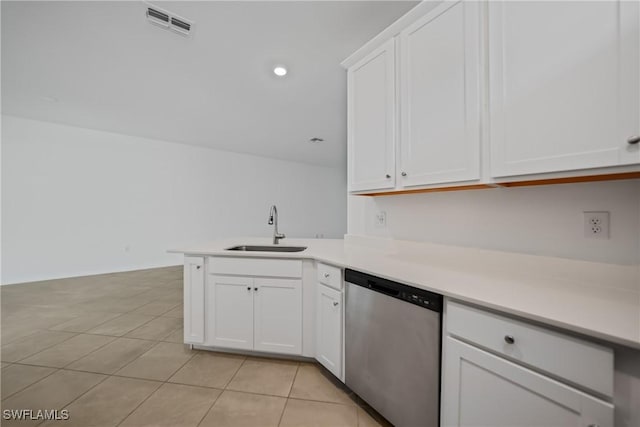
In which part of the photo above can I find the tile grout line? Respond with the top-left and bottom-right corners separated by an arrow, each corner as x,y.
6,331 -> 81,365
124,315 -> 184,341
25,341 -> 189,425
114,339 -> 197,381
32,367 -> 112,427
50,335 -> 151,372
0,365 -> 60,402
278,398 -> 292,427
7,334 -> 119,374
56,335 -> 120,370
113,379 -> 164,427
222,355 -> 248,390
66,340 -> 193,426
276,362 -> 301,427
5,336 -> 159,373
287,363 -> 301,398
89,312 -> 163,337
194,387 -> 223,427
115,344 -> 212,427
46,311 -> 130,335
106,340 -> 166,378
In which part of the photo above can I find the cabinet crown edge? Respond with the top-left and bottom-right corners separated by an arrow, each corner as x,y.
341,1 -> 444,69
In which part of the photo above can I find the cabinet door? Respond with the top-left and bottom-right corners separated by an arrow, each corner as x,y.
253,278 -> 302,355
489,1 -> 640,177
399,1 -> 481,187
441,337 -> 614,427
207,275 -> 254,350
315,284 -> 343,379
183,256 -> 204,344
348,39 -> 396,192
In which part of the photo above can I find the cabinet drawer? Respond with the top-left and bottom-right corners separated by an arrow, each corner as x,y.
317,263 -> 342,290
446,300 -> 613,398
208,257 -> 302,278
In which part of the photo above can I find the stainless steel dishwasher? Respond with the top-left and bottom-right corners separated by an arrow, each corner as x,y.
345,269 -> 442,427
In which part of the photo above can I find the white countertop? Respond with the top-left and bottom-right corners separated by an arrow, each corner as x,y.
170,236 -> 640,349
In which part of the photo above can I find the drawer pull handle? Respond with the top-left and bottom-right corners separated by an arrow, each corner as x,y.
196,266 -> 201,270
627,135 -> 640,145
333,301 -> 339,307
247,287 -> 251,291
504,335 -> 515,344
254,287 -> 258,292
324,273 -> 330,278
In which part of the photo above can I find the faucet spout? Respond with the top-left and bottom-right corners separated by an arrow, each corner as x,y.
268,205 -> 285,244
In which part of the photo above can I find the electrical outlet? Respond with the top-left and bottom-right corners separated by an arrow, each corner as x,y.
583,211 -> 609,239
375,211 -> 387,228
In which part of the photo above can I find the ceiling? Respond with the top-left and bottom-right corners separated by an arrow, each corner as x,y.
1,1 -> 418,167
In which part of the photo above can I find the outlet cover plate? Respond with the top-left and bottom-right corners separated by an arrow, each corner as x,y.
584,211 -> 609,239
375,211 -> 387,228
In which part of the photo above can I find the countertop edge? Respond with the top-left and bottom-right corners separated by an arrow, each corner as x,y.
169,239 -> 640,350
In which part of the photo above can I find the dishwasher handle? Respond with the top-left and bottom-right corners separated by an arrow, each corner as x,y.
368,280 -> 400,297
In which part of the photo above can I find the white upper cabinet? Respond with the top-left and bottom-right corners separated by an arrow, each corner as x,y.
348,39 -> 396,192
489,0 -> 640,178
399,1 -> 481,187
344,0 -> 639,193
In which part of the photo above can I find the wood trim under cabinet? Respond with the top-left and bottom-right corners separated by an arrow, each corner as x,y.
499,172 -> 640,187
356,172 -> 640,197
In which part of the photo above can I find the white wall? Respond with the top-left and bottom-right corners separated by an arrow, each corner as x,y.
348,180 -> 640,265
1,115 -> 347,284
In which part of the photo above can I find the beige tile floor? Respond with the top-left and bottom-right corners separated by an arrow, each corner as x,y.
1,267 -> 389,427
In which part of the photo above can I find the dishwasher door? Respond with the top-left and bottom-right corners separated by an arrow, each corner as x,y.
345,274 -> 441,427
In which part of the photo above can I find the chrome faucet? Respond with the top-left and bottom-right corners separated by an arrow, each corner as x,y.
268,205 -> 285,245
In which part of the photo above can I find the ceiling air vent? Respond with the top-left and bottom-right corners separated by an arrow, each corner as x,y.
146,7 -> 169,26
170,17 -> 191,35
145,3 -> 193,37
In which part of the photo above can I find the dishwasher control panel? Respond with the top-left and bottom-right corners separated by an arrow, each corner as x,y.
403,291 -> 436,308
345,269 -> 442,312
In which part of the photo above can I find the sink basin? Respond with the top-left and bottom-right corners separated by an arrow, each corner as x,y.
226,245 -> 307,253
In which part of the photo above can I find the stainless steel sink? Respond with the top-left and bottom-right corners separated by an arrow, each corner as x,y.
225,245 -> 307,253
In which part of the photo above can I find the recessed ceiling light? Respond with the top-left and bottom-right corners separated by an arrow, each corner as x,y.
273,66 -> 287,77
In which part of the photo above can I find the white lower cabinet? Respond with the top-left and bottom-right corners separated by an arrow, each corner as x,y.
254,278 -> 302,355
206,274 -> 302,355
191,257 -> 344,378
315,283 -> 343,379
207,275 -> 254,350
442,300 -> 614,427
183,256 -> 205,344
442,337 -> 613,427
